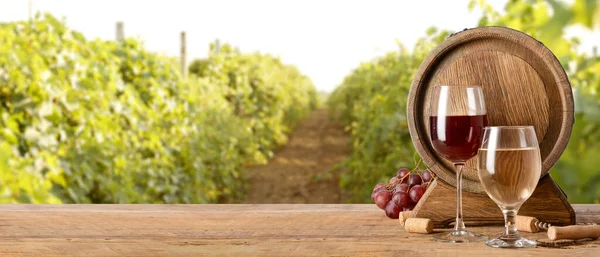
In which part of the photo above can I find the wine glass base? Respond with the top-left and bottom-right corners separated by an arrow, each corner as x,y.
432,230 -> 488,243
485,236 -> 536,248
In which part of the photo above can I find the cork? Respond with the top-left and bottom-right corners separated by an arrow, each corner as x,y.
398,211 -> 412,226
404,218 -> 433,234
548,225 -> 600,241
516,215 -> 539,233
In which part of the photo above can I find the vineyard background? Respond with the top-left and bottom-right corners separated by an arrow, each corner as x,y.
0,14 -> 317,203
0,0 -> 599,204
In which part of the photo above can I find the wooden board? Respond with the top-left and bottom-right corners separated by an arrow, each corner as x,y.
0,205 -> 597,257
407,26 -> 574,193
412,175 -> 576,227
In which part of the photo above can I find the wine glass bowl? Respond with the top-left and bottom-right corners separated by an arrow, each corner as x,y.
429,85 -> 488,243
477,126 -> 542,248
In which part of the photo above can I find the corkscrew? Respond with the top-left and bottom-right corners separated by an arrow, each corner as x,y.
534,220 -> 596,231
517,215 -> 598,232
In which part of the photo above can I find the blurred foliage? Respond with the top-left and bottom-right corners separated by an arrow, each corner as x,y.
199,44 -> 319,157
472,0 -> 600,203
327,30 -> 450,203
0,13 -> 317,203
328,0 -> 600,203
188,58 -> 209,77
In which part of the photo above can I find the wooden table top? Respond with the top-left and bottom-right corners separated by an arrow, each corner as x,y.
0,204 -> 598,257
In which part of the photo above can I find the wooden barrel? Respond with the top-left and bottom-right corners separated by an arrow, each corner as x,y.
407,27 -> 574,193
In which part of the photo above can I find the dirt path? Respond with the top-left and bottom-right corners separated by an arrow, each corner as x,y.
245,108 -> 349,203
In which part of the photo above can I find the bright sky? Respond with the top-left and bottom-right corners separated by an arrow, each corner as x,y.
0,0 -> 598,92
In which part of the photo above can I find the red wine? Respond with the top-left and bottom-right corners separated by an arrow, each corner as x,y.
430,115 -> 488,162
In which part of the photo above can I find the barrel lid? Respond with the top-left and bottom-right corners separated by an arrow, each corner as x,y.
407,26 -> 574,193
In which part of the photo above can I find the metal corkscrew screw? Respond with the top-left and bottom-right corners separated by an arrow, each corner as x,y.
534,220 -> 551,230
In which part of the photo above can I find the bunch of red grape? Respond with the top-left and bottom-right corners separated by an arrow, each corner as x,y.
371,168 -> 434,219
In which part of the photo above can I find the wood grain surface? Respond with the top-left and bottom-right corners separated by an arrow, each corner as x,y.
407,26 -> 574,193
0,204 -> 597,257
412,175 -> 575,227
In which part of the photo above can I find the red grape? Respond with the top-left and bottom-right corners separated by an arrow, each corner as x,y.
396,168 -> 410,177
422,170 -> 433,182
391,191 -> 401,205
409,185 -> 425,203
394,183 -> 410,193
374,190 -> 392,209
396,168 -> 410,183
373,183 -> 386,192
389,176 -> 399,185
385,201 -> 401,219
408,174 -> 422,186
371,187 -> 386,202
393,191 -> 411,207
372,183 -> 387,201
403,203 -> 416,211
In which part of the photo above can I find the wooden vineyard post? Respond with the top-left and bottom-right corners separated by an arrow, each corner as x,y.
180,31 -> 187,78
214,39 -> 221,54
116,21 -> 124,41
28,0 -> 33,23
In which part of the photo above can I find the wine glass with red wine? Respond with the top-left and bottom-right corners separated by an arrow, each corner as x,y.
429,85 -> 488,243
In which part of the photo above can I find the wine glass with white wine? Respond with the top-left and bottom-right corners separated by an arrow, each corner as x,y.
477,126 -> 542,248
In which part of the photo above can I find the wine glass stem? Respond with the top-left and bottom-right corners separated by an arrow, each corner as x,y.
454,163 -> 466,231
502,208 -> 519,238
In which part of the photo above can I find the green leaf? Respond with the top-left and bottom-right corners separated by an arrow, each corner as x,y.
468,0 -> 477,11
572,0 -> 599,28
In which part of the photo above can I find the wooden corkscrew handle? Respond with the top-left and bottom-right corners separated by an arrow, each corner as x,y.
548,225 -> 600,240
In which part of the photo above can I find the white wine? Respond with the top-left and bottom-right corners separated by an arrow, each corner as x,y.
478,127 -> 540,248
477,147 -> 541,209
